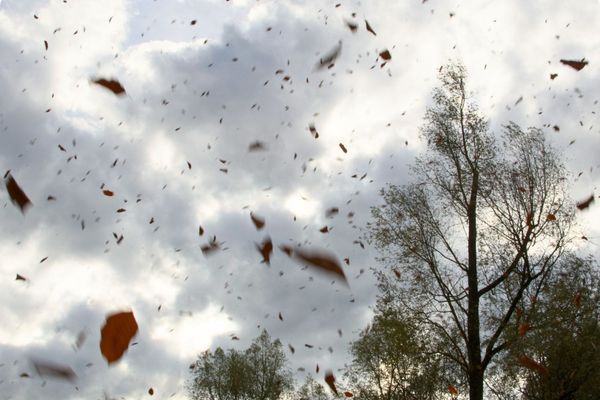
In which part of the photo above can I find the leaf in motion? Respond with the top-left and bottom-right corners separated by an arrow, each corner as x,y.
546,213 -> 556,221
309,123 -> 319,138
201,236 -> 220,256
31,359 -> 76,381
278,312 -> 283,321
91,78 -> 126,96
316,42 -> 342,70
198,225 -> 204,236
5,174 -> 32,213
44,40 -> 48,50
518,355 -> 547,375
379,49 -> 391,60
339,143 -> 348,153
559,59 -> 588,71
148,388 -> 154,395
448,384 -> 458,395
550,73 -> 558,80
248,141 -> 268,151
16,274 -> 27,281
103,190 -> 114,197
324,370 -> 338,395
344,391 -> 353,398
325,207 -> 339,218
576,194 -> 594,210
345,20 -> 357,33
280,246 -> 347,284
365,19 -> 377,35
574,292 -> 582,308
256,237 -> 273,265
250,212 -> 265,230
100,310 -> 138,364
518,322 -> 530,336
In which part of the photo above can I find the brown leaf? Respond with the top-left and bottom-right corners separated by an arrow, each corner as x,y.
319,226 -> 329,233
345,20 -> 358,33
518,355 -> 547,375
325,207 -> 339,218
31,359 -> 76,381
546,213 -> 556,221
44,40 -> 48,51
518,322 -> 530,336
103,190 -> 114,197
5,175 -> 32,213
309,123 -> 319,139
116,208 -> 126,213
574,292 -> 582,308
100,311 -> 138,364
379,49 -> 391,61
283,246 -> 347,284
324,370 -> 338,395
16,274 -> 27,281
190,19 -> 197,25
187,161 -> 192,169
316,42 -> 342,70
339,143 -> 348,153
550,73 -> 558,80
560,59 -> 588,71
288,344 -> 295,354
91,78 -> 126,96
198,225 -> 204,236
248,141 -> 267,151
393,269 -> 401,279
365,19 -> 377,35
447,384 -> 458,395
58,144 -> 66,152
40,257 -> 48,263
344,391 -> 353,398
250,212 -> 265,230
201,236 -> 220,256
256,237 -> 273,265
576,194 -> 594,210
148,388 -> 154,395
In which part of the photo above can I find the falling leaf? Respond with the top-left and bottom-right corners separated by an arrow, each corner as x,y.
546,213 -> 556,221
319,226 -> 329,233
187,161 -> 192,169
40,257 -> 48,263
116,208 -> 126,213
44,40 -> 48,50
248,141 -> 267,151
379,49 -> 391,61
339,143 -> 348,153
365,19 -> 377,35
344,391 -> 353,398
190,19 -> 197,25
560,59 -> 588,71
574,292 -> 582,308
31,359 -> 76,381
280,246 -> 348,284
91,78 -> 126,96
103,190 -> 114,197
345,20 -> 357,33
325,207 -> 339,218
518,355 -> 547,375
16,274 -> 27,281
256,237 -> 273,265
148,388 -> 154,395
198,225 -> 204,236
518,323 -> 530,336
393,269 -> 401,279
316,364 -> 320,373
550,73 -> 558,80
100,310 -> 138,364
58,144 -> 66,152
324,371 -> 338,395
316,42 -> 342,70
201,236 -> 220,256
278,312 -> 283,321
576,194 -> 594,210
288,344 -> 295,354
447,384 -> 458,395
5,174 -> 32,213
309,123 -> 319,138
250,212 -> 265,230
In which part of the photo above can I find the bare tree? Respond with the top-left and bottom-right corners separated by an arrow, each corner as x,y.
368,63 -> 574,400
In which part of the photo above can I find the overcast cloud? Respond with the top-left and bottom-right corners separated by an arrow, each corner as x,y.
1,0 -> 599,399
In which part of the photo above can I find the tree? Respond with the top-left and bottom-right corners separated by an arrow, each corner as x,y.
294,375 -> 331,400
188,330 -> 294,400
495,255 -> 600,399
367,63 -> 574,400
344,300 -> 444,400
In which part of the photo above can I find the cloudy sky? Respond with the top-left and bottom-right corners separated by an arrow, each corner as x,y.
0,0 -> 599,398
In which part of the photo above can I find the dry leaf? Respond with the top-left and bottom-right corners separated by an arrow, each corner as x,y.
103,190 -> 114,197
100,311 -> 138,364
344,391 -> 353,398
379,49 -> 391,60
447,384 -> 458,395
518,322 -> 530,336
339,143 -> 348,153
280,246 -> 348,284
248,141 -> 268,152
256,237 -> 273,265
5,174 -> 32,213
325,207 -> 339,218
31,359 -> 76,381
518,355 -> 547,375
365,19 -> 377,35
546,213 -> 556,221
250,212 -> 265,230
316,42 -> 342,70
576,194 -> 594,210
560,59 -> 588,71
309,123 -> 319,139
16,274 -> 27,281
324,370 -> 338,395
148,388 -> 154,395
91,78 -> 126,96
345,20 -> 358,33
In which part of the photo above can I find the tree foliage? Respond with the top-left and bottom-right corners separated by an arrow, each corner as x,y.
368,62 -> 574,399
294,374 -> 331,400
188,330 -> 293,400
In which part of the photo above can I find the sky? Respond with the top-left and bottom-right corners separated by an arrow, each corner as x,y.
0,0 -> 599,399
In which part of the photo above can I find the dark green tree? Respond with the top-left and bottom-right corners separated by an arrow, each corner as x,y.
188,330 -> 293,400
368,63 -> 574,400
494,255 -> 600,399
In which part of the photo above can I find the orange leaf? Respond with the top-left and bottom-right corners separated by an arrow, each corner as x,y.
100,311 -> 138,364
518,322 -> 530,336
324,370 -> 338,395
518,355 -> 547,375
379,49 -> 391,61
91,78 -> 126,96
103,190 -> 114,197
447,384 -> 458,395
250,212 -> 265,230
344,391 -> 353,397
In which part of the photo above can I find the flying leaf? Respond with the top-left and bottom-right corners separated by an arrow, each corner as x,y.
518,322 -> 530,336
365,19 -> 377,35
550,73 -> 558,80
44,40 -> 48,51
309,123 -> 319,138
546,213 -> 556,221
339,143 -> 348,153
574,292 -> 582,308
201,236 -> 220,256
576,194 -> 594,210
103,190 -> 114,197
560,59 -> 588,71
250,212 -> 265,230
100,310 -> 138,364
16,273 -> 27,281
198,225 -> 204,236
256,237 -> 273,265
282,246 -> 347,284
91,78 -> 126,96
324,370 -> 338,395
148,388 -> 154,395
31,359 -> 76,381
5,174 -> 32,213
447,384 -> 458,395
345,20 -> 358,33
518,355 -> 547,375
316,42 -> 342,70
379,49 -> 391,60
325,207 -> 339,218
344,392 -> 353,398
248,141 -> 268,151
